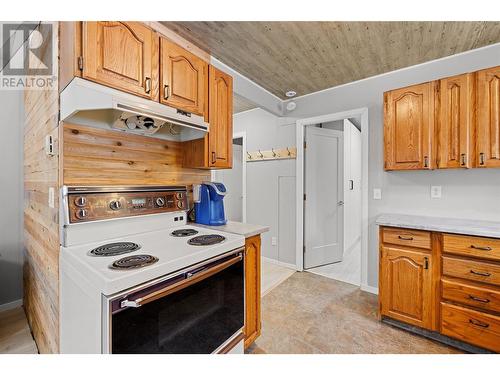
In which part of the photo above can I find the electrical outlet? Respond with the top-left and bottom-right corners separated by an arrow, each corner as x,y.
48,187 -> 55,208
271,237 -> 277,246
373,188 -> 382,200
431,186 -> 442,199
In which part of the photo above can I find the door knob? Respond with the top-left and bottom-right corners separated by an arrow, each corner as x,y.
337,201 -> 344,206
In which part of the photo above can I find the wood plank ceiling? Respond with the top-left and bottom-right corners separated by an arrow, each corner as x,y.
161,22 -> 500,99
233,94 -> 257,113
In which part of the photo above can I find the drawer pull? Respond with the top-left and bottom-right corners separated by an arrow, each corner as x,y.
470,244 -> 493,251
468,295 -> 490,303
469,318 -> 489,328
398,235 -> 414,241
470,270 -> 492,277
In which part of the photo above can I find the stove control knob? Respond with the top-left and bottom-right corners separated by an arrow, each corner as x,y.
176,193 -> 184,200
177,200 -> 185,209
109,200 -> 122,210
156,197 -> 165,207
74,196 -> 87,207
76,208 -> 88,220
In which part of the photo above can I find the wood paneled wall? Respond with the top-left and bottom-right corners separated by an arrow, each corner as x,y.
62,123 -> 211,186
23,25 -> 60,354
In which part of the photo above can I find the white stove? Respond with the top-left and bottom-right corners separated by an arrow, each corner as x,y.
60,186 -> 246,354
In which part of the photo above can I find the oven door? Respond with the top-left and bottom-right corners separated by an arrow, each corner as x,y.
104,248 -> 245,354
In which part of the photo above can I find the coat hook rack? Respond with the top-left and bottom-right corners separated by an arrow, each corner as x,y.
246,146 -> 297,162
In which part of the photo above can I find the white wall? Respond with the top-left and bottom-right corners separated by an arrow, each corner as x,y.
288,43 -> 500,288
233,109 -> 296,265
214,143 -> 243,222
0,89 -> 24,308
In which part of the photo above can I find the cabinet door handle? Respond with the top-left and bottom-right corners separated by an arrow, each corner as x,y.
423,156 -> 429,168
470,244 -> 492,251
211,151 -> 216,164
398,235 -> 414,241
470,270 -> 491,277
469,319 -> 489,328
468,295 -> 490,303
424,257 -> 429,270
460,153 -> 467,166
479,152 -> 485,165
164,84 -> 170,100
144,77 -> 151,94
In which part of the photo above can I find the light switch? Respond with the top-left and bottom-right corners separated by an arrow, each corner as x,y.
373,188 -> 382,200
271,237 -> 277,246
48,187 -> 55,208
431,186 -> 442,199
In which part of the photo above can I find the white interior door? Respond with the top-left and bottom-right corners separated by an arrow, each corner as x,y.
304,126 -> 344,269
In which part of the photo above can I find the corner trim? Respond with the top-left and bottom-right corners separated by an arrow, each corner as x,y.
360,284 -> 379,295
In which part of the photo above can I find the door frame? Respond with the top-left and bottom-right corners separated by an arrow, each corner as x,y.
211,131 -> 247,223
295,107 -> 370,292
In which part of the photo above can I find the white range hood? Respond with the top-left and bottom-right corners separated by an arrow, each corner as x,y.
60,78 -> 208,141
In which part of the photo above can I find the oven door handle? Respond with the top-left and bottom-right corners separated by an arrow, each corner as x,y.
120,253 -> 243,309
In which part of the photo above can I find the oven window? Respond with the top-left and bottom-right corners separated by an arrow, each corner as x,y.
111,258 -> 244,354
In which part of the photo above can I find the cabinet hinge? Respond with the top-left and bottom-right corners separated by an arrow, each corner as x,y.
303,141 -> 307,149
77,56 -> 83,71
303,193 -> 306,201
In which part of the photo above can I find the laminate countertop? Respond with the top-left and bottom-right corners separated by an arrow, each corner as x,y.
191,221 -> 270,239
376,213 -> 500,239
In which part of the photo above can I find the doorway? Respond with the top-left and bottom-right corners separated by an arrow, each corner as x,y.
296,108 -> 369,291
212,132 -> 247,223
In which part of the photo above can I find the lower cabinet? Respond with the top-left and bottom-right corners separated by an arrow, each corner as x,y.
244,235 -> 261,349
380,245 -> 434,329
379,226 -> 500,353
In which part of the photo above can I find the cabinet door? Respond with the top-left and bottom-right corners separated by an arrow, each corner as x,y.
476,66 -> 500,168
380,246 -> 433,329
384,82 -> 435,170
160,37 -> 207,116
82,22 -> 159,100
437,73 -> 474,168
208,65 -> 233,168
244,235 -> 261,349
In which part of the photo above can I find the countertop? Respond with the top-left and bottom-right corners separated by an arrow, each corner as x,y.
191,221 -> 270,239
376,213 -> 500,238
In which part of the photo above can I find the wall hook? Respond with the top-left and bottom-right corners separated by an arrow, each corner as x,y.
286,147 -> 291,156
247,151 -> 252,160
258,150 -> 264,158
272,148 -> 277,157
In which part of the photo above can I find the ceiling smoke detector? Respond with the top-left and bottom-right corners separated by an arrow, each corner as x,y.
285,90 -> 297,98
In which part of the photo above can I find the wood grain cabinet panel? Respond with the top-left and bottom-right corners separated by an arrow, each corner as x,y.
160,37 -> 207,116
244,235 -> 261,349
82,22 -> 159,100
442,256 -> 500,287
441,302 -> 500,352
443,233 -> 500,262
381,227 -> 431,250
476,65 -> 500,168
380,246 -> 433,329
442,278 -> 500,314
384,82 -> 435,170
208,65 -> 233,168
437,73 -> 474,168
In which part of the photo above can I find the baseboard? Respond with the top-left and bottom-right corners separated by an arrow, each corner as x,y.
0,298 -> 22,312
261,256 -> 297,270
360,284 -> 379,295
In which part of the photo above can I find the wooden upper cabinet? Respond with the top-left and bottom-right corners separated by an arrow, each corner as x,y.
437,73 -> 474,169
476,66 -> 500,168
82,22 -> 159,100
380,246 -> 433,329
384,82 -> 435,170
160,37 -> 207,116
208,65 -> 233,168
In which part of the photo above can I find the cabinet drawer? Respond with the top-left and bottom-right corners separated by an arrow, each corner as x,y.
443,233 -> 500,261
381,227 -> 431,249
442,278 -> 500,314
442,256 -> 500,287
441,302 -> 500,352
